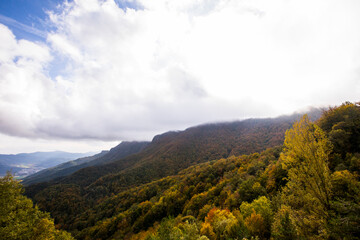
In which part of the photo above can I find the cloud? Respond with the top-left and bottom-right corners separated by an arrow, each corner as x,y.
0,24 -> 52,138
0,0 -> 360,147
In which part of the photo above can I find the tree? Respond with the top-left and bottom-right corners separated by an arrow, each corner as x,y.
244,210 -> 265,238
317,102 -> 360,158
329,170 -> 360,238
201,208 -> 241,239
271,205 -> 297,240
280,115 -> 332,239
240,196 -> 273,238
200,222 -> 216,240
0,173 -> 74,240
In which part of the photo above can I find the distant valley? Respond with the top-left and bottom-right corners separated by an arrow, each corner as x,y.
22,141 -> 149,185
0,151 -> 96,178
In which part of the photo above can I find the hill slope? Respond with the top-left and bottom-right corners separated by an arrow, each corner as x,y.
21,151 -> 109,186
31,103 -> 360,240
25,111 -> 322,235
22,141 -> 149,186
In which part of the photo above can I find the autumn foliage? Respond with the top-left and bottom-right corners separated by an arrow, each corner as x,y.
17,102 -> 360,239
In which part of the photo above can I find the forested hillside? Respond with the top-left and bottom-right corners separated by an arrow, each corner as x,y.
21,103 -> 360,239
75,103 -> 359,239
25,112 -> 310,226
21,151 -> 109,186
22,141 -> 149,186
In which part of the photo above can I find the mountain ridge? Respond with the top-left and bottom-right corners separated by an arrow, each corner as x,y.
25,109 -> 323,234
22,141 -> 149,186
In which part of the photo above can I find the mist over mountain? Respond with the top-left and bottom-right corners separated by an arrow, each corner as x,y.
24,109 -> 323,235
1,0 -> 359,238
2,103 -> 358,239
28,112 -> 301,189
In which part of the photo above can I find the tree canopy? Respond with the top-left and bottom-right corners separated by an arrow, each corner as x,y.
18,102 -> 360,239
0,173 -> 74,240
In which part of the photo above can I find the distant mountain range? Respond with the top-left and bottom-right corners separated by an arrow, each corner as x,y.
0,151 -> 96,178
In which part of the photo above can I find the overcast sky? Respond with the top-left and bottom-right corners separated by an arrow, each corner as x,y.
0,0 -> 360,154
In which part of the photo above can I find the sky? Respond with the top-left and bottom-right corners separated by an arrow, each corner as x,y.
0,0 -> 360,154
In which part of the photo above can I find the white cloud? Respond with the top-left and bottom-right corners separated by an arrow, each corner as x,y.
0,24 -> 53,138
0,0 -> 360,152
0,133 -> 118,154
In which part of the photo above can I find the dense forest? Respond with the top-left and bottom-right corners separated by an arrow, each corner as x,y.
25,112 -> 310,225
1,102 -> 359,239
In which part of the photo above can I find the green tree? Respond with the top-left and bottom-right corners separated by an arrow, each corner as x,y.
271,205 -> 297,240
318,102 -> 360,159
170,220 -> 201,240
329,170 -> 360,239
280,115 -> 332,239
0,173 -> 74,240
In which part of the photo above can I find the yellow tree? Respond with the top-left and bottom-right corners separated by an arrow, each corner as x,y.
201,208 -> 240,239
0,173 -> 74,240
240,196 -> 273,238
280,115 -> 332,239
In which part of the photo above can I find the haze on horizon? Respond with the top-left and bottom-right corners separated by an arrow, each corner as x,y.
0,0 -> 359,154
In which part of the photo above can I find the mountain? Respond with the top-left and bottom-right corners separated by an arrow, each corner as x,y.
3,103 -> 359,240
0,151 -> 95,178
59,109 -> 321,190
75,146 -> 284,239
22,141 -> 149,186
94,102 -> 356,240
25,110 -> 323,237
12,103 -> 358,240
21,151 -> 109,186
